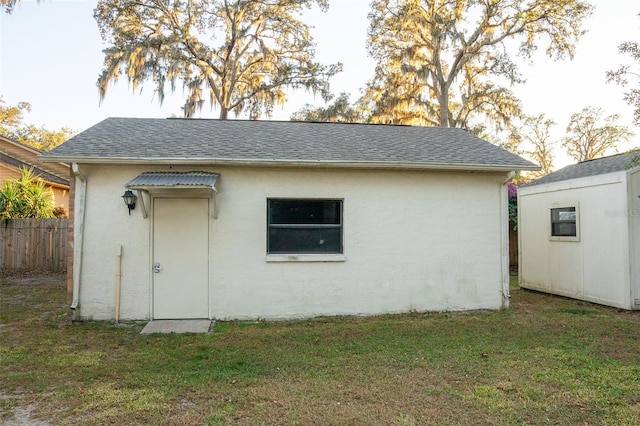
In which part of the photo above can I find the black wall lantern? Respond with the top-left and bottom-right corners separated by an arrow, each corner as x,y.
122,190 -> 137,215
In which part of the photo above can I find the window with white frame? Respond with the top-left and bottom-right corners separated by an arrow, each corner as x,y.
550,206 -> 578,238
267,199 -> 343,254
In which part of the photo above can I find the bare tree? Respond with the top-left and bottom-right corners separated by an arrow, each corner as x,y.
562,107 -> 633,162
607,14 -> 640,126
517,114 -> 556,177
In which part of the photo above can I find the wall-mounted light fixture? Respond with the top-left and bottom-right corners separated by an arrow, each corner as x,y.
122,190 -> 137,215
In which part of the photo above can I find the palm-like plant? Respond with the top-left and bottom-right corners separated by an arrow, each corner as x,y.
0,168 -> 55,218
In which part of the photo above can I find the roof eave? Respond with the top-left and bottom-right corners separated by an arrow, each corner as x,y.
39,156 -> 539,172
1,135 -> 44,155
626,164 -> 640,176
46,181 -> 70,190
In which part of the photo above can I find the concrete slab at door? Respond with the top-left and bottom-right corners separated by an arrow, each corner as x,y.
153,198 -> 209,319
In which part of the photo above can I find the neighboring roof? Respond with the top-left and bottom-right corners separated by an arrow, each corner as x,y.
40,117 -> 537,172
0,135 -> 69,187
525,150 -> 640,187
125,171 -> 219,189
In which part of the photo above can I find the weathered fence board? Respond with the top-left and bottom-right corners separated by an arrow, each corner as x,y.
509,221 -> 518,272
0,219 -> 68,271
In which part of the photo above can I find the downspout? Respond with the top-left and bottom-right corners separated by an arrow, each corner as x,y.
115,245 -> 122,322
71,163 -> 87,313
500,171 -> 515,309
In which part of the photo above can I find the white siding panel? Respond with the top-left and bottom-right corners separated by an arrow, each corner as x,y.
629,169 -> 640,307
519,172 -> 631,308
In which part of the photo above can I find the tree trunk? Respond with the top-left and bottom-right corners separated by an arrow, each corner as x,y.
438,86 -> 450,127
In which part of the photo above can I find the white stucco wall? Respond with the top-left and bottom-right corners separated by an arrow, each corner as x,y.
75,165 -> 151,320
74,164 -> 508,321
518,172 -> 633,309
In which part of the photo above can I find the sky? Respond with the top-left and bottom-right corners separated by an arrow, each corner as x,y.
1,0 -> 639,169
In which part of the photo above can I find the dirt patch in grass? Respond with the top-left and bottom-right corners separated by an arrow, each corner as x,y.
1,394 -> 51,426
2,272 -> 640,425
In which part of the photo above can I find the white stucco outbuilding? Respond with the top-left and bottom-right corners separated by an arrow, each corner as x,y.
41,118 -> 536,322
518,150 -> 640,310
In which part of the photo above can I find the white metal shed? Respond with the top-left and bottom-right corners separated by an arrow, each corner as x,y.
518,150 -> 640,309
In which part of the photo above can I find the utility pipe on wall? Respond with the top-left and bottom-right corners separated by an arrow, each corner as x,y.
71,163 -> 87,312
115,245 -> 122,322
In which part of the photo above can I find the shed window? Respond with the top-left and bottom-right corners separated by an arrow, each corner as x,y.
267,199 -> 343,254
551,207 -> 577,237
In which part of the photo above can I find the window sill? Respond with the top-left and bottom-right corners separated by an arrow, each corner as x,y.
549,236 -> 580,242
266,254 -> 346,262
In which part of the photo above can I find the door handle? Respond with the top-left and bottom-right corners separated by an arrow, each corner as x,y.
153,262 -> 162,273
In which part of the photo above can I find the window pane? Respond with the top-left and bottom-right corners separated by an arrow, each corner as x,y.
269,200 -> 341,225
558,211 -> 576,221
268,227 -> 342,253
551,207 -> 575,221
551,207 -> 577,237
552,222 -> 576,237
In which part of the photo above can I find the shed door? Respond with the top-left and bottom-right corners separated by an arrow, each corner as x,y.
153,198 -> 209,319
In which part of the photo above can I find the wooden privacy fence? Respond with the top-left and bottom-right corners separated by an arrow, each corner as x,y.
509,221 -> 518,273
0,219 -> 68,271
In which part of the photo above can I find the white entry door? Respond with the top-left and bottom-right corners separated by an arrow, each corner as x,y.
153,198 -> 209,319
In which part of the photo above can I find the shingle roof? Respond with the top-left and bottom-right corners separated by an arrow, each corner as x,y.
40,117 -> 537,171
0,152 -> 69,186
1,135 -> 70,186
525,150 -> 640,187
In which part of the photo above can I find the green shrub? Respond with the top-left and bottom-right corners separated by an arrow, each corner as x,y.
0,168 -> 56,218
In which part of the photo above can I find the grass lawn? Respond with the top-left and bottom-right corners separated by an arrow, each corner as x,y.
1,273 -> 640,425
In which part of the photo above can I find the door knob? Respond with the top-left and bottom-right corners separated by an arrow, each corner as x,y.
153,262 -> 162,273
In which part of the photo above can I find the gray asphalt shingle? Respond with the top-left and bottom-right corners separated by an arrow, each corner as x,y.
41,117 -> 537,170
525,150 -> 640,187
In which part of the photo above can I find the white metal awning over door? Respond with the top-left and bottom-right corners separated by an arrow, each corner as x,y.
124,171 -> 220,218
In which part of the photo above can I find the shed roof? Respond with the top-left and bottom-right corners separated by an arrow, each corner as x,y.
40,118 -> 537,171
525,150 -> 640,187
